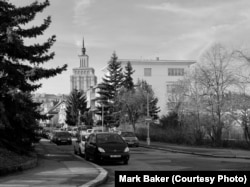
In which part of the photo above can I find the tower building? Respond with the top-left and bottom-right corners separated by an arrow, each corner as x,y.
70,38 -> 97,93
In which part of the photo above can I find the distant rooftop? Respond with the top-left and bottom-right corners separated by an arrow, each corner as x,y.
118,58 -> 196,65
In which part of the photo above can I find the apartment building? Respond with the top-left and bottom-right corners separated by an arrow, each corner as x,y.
118,58 -> 196,116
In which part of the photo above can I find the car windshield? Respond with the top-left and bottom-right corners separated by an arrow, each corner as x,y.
56,132 -> 71,137
121,132 -> 135,137
97,134 -> 124,144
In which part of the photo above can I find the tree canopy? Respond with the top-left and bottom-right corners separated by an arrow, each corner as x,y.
123,61 -> 134,90
0,0 -> 67,150
65,89 -> 89,127
96,52 -> 124,127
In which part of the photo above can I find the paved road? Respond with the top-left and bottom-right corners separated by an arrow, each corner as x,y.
1,139 -> 249,187
100,146 -> 250,187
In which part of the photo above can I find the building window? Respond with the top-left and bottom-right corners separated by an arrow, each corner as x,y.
144,68 -> 152,76
166,84 -> 178,93
168,68 -> 184,76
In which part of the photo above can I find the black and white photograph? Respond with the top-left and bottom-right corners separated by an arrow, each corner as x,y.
1,0 -> 250,186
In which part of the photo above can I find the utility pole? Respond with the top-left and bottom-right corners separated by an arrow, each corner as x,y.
146,92 -> 150,146
78,110 -> 81,128
102,104 -> 104,132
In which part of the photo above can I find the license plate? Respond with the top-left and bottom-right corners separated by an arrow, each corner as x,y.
110,155 -> 121,158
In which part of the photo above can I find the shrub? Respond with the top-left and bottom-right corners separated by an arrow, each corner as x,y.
136,123 -> 193,145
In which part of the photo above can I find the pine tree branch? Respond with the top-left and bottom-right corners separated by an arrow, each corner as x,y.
16,16 -> 51,38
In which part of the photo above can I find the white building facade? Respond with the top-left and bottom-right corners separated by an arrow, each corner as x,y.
85,85 -> 100,123
118,58 -> 196,116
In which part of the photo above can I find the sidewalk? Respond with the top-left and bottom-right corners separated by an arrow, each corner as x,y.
0,141 -> 108,187
139,141 -> 250,159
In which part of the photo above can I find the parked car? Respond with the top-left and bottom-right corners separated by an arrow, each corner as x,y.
41,128 -> 50,139
88,128 -> 103,133
85,132 -> 130,164
86,129 -> 93,133
49,130 -> 60,142
84,128 -> 103,138
52,131 -> 72,145
120,131 -> 139,147
68,127 -> 78,137
73,132 -> 89,155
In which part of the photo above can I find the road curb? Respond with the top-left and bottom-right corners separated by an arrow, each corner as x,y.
79,162 -> 108,187
71,152 -> 108,187
0,155 -> 38,176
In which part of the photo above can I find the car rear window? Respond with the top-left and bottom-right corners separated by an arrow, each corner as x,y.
56,132 -> 71,137
121,132 -> 135,137
97,134 -> 124,144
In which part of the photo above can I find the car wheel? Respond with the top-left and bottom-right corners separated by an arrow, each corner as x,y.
74,146 -> 77,154
94,155 -> 101,164
123,159 -> 129,165
79,148 -> 82,156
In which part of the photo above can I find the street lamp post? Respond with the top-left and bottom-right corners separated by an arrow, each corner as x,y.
77,110 -> 81,133
146,92 -> 150,146
101,104 -> 104,132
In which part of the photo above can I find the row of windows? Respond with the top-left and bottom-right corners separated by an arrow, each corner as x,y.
168,68 -> 184,76
143,68 -> 185,76
80,58 -> 88,67
72,77 -> 95,80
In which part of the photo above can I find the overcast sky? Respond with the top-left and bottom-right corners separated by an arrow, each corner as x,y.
11,0 -> 250,95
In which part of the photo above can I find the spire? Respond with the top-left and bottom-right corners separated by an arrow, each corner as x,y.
82,37 -> 86,55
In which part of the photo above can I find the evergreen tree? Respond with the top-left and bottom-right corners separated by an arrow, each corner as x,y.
65,89 -> 89,127
0,0 -> 67,150
97,52 -> 124,127
83,110 -> 94,127
123,61 -> 134,90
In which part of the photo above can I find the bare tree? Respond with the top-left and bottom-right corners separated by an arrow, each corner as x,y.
118,88 -> 144,132
194,44 -> 238,145
117,80 -> 160,132
168,69 -> 209,143
227,82 -> 250,144
229,48 -> 250,144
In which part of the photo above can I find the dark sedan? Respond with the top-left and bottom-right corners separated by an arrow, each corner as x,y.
120,131 -> 139,147
85,132 -> 130,164
52,131 -> 72,145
